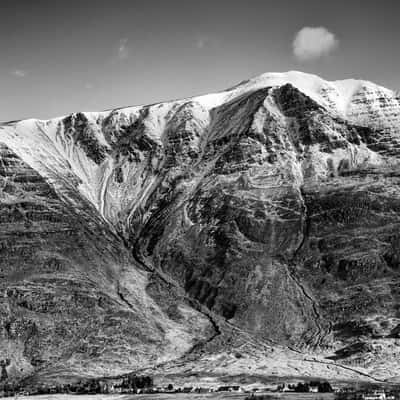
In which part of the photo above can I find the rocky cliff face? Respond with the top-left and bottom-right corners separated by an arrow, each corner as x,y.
1,71 -> 400,385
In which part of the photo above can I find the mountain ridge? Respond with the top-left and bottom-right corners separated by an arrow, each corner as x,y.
2,70 -> 397,126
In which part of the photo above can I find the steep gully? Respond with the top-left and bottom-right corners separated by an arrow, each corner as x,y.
286,187 -> 326,349
114,233 -> 223,366
131,251 -> 222,350
282,188 -> 382,383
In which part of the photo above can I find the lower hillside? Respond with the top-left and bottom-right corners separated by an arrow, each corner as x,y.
0,142 -> 213,385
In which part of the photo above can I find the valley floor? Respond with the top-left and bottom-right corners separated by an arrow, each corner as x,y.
17,393 -> 335,400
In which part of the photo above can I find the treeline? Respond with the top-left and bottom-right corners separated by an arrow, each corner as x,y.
0,382 -> 22,398
277,381 -> 334,393
0,373 -> 154,397
299,381 -> 333,392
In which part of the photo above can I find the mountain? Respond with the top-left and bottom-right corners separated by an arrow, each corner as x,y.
1,70 -> 400,387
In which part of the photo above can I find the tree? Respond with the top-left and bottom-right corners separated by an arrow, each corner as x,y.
318,381 -> 333,393
295,382 -> 310,392
0,359 -> 10,381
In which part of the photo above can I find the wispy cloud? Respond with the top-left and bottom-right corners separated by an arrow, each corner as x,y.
11,69 -> 28,78
84,83 -> 93,90
117,38 -> 129,60
293,27 -> 339,61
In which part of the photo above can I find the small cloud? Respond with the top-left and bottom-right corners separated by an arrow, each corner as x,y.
84,83 -> 93,90
11,69 -> 27,78
117,38 -> 129,60
195,35 -> 210,49
293,27 -> 339,61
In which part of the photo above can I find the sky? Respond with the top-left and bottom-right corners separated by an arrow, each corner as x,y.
0,0 -> 399,121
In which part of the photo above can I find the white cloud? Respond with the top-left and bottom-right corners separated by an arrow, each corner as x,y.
11,69 -> 27,78
117,38 -> 129,60
293,27 -> 339,61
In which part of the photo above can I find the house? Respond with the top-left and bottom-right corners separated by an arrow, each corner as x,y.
363,390 -> 386,400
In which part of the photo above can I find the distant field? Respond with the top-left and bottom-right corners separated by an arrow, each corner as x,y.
19,392 -> 336,400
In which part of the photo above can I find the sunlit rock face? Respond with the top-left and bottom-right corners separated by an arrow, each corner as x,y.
1,71 -> 400,384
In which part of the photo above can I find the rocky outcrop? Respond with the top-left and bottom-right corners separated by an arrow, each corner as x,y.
1,70 -> 400,384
